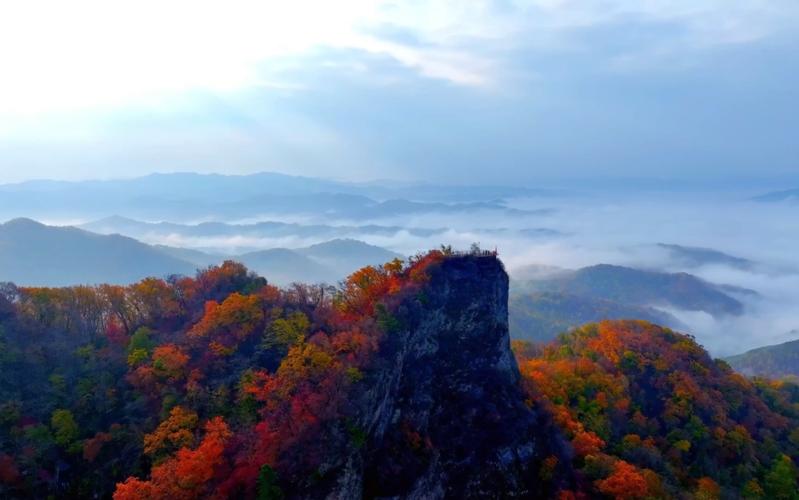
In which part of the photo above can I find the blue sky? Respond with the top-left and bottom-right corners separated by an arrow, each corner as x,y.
0,0 -> 797,184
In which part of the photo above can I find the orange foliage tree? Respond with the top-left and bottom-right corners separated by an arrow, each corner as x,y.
114,417 -> 231,500
595,460 -> 649,499
189,293 -> 264,356
143,406 -> 199,459
515,320 -> 798,497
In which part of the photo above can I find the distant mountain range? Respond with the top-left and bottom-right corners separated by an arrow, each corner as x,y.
0,218 -> 195,286
726,335 -> 799,379
0,219 -> 402,287
656,243 -> 757,271
509,291 -> 684,342
508,263 -> 752,342
650,242 -> 794,277
80,215 -> 562,253
515,264 -> 749,317
237,240 -> 402,285
0,172 -> 558,202
0,172 -> 557,222
82,215 -> 447,241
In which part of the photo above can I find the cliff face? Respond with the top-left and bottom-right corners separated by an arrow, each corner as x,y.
312,256 -> 571,499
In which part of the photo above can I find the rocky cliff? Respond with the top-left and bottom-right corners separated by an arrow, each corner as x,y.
307,255 -> 571,499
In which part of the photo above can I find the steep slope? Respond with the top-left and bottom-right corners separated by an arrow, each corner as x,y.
313,255 -> 571,498
726,337 -> 799,379
0,218 -> 195,285
515,320 -> 799,498
2,254 -> 798,499
0,252 -> 572,498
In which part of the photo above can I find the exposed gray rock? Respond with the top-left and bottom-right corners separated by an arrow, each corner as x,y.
299,256 -> 572,499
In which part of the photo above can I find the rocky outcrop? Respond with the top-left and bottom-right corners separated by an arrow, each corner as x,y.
306,255 -> 572,499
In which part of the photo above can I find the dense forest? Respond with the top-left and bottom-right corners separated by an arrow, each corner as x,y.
0,251 -> 797,499
514,321 -> 799,499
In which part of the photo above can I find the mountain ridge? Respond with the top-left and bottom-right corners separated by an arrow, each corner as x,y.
515,263 -> 748,318
0,219 -> 404,287
0,253 -> 797,498
0,218 -> 196,286
726,336 -> 799,379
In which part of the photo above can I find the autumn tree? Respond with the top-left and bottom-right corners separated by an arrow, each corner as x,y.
114,417 -> 231,500
143,406 -> 199,461
695,477 -> 721,500
151,344 -> 189,381
595,460 -> 649,499
189,293 -> 264,356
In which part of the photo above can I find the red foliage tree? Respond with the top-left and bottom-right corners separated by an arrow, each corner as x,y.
595,460 -> 649,499
114,417 -> 231,500
151,344 -> 190,381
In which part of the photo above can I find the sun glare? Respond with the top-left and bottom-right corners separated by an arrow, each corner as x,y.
0,0 -> 378,116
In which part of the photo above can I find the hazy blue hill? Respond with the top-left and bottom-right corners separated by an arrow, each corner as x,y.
725,337 -> 799,378
365,198 -> 534,217
297,238 -> 403,271
0,172 -> 555,221
519,264 -> 747,317
153,245 -> 225,267
510,264 -> 571,281
79,215 -> 194,238
235,240 -> 401,286
67,214 -> 407,285
509,291 -> 684,342
0,218 -> 196,286
0,172 -> 342,201
221,194 -> 537,220
751,188 -> 799,202
657,243 -> 756,270
0,172 -> 558,203
81,215 -> 446,243
237,248 -> 335,285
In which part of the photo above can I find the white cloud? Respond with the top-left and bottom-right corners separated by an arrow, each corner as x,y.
3,0 -> 795,120
0,0 -> 797,185
0,0 -> 497,120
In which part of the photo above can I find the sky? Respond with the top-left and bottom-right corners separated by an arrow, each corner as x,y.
0,0 -> 798,185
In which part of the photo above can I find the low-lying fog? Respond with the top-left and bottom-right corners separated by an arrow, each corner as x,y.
12,189 -> 799,357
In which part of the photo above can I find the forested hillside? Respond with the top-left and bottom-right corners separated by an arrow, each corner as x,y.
0,253 -> 797,499
0,252 -> 569,498
514,321 -> 799,498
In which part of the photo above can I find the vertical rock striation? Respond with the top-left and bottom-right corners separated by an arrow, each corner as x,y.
308,255 -> 571,499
